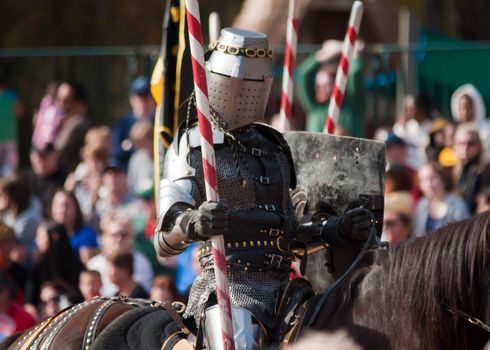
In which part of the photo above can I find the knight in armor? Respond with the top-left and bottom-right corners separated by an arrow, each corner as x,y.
154,28 -> 372,349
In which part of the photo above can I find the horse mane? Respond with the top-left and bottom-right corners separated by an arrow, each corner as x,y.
385,212 -> 490,349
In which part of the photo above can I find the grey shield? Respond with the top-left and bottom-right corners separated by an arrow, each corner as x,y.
284,131 -> 386,293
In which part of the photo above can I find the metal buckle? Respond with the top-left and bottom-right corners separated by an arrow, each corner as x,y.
259,176 -> 270,184
264,204 -> 276,211
268,228 -> 281,237
269,254 -> 283,267
251,147 -> 262,156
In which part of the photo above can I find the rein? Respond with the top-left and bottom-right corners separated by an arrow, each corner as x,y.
446,306 -> 490,334
304,209 -> 380,329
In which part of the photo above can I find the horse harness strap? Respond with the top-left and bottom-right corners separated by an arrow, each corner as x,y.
154,300 -> 192,350
16,298 -> 101,350
446,306 -> 490,333
82,297 -> 120,350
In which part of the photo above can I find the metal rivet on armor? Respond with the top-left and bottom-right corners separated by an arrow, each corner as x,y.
244,267 -> 248,271
237,259 -> 241,264
246,262 -> 250,266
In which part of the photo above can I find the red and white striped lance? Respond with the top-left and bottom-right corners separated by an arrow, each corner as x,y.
185,1 -> 235,349
324,1 -> 364,134
279,0 -> 299,132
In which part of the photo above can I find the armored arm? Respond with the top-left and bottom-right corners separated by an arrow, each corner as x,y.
154,179 -> 195,257
290,208 -> 371,258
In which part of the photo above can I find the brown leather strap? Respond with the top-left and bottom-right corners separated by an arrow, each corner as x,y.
18,308 -> 70,350
157,301 -> 191,336
82,298 -> 118,350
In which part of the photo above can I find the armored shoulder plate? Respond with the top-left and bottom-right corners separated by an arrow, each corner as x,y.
159,125 -> 225,219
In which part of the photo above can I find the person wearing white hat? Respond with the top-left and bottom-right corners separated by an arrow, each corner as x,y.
451,84 -> 490,154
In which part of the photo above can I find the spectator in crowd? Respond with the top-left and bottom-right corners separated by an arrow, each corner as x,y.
86,214 -> 152,296
0,221 -> 27,304
452,123 -> 490,214
296,39 -> 365,137
31,82 -> 64,150
382,192 -> 414,247
0,77 -> 23,177
65,126 -> 111,221
0,176 -> 42,265
127,121 -> 154,196
475,187 -> 490,214
95,158 -> 134,218
24,222 -> 83,319
382,133 -> 420,201
54,81 -> 90,173
22,143 -> 67,209
107,251 -> 149,299
393,94 -> 433,169
384,133 -> 411,169
0,271 -> 36,338
48,189 -> 98,264
38,281 -> 76,320
111,76 -> 155,170
385,164 -> 413,193
150,275 -> 181,303
451,84 -> 490,153
414,163 -> 470,237
67,143 -> 108,221
78,270 -> 102,301
426,118 -> 450,163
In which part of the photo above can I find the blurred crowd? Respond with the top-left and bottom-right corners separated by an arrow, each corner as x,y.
0,77 -> 199,339
0,39 -> 489,339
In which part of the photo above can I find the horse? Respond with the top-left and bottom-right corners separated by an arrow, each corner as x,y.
2,212 -> 489,350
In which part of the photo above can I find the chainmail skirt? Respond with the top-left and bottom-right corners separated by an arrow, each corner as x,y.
184,265 -> 289,329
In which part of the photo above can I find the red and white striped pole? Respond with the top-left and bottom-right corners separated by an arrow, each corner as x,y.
324,1 -> 364,134
185,1 -> 235,349
278,0 -> 299,132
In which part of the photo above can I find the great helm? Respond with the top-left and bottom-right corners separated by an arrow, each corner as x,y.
206,28 -> 274,130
